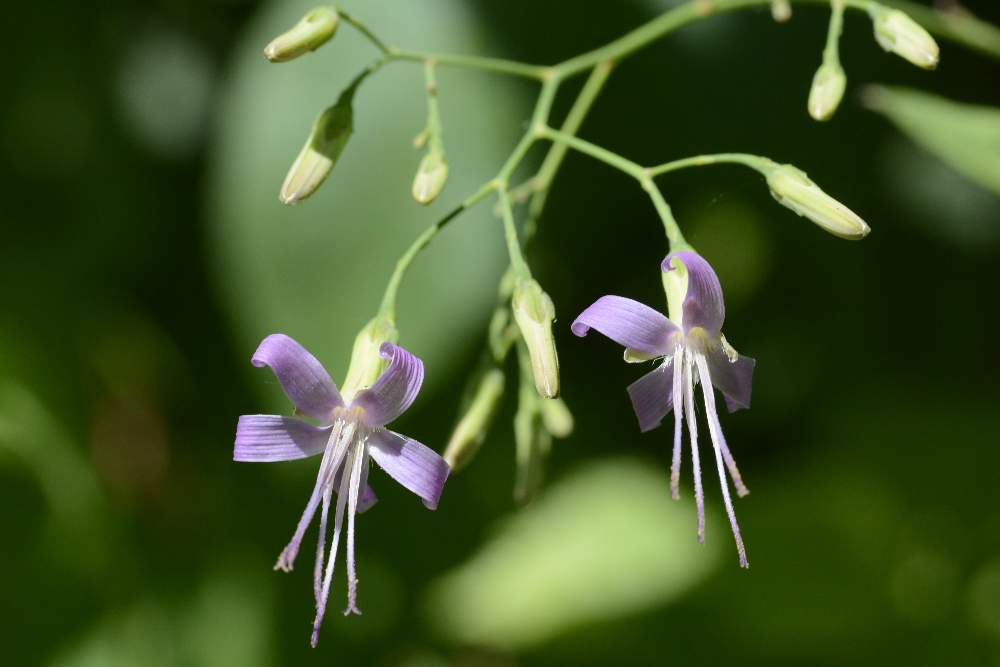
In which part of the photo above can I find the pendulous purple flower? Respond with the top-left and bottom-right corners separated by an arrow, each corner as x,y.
234,334 -> 450,646
571,252 -> 755,568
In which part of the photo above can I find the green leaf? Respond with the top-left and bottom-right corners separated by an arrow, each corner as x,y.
863,85 -> 1000,196
208,0 -> 530,407
424,458 -> 720,649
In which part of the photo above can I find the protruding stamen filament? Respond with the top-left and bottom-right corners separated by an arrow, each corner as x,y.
670,349 -> 684,500
312,442 -> 356,647
276,423 -> 350,573
695,354 -> 749,568
344,447 -> 367,616
683,356 -> 705,543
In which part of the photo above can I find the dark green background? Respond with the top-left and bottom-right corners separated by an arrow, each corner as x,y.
3,0 -> 999,665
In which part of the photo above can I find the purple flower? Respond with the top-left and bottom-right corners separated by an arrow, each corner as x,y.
234,334 -> 450,645
571,252 -> 755,568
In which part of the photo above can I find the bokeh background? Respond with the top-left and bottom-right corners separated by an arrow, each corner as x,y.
3,0 -> 1000,664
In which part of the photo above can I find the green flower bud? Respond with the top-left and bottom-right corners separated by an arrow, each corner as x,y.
539,397 -> 574,439
280,95 -> 353,205
872,8 -> 939,70
770,0 -> 791,23
443,368 -> 505,471
765,164 -> 870,240
264,7 -> 339,63
808,62 -> 846,122
511,279 -> 560,399
411,151 -> 449,205
340,313 -> 398,403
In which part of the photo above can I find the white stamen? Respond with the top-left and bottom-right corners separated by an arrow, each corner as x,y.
670,347 -> 685,500
695,353 -> 749,568
683,354 -> 705,543
344,446 -> 367,615
312,439 -> 356,646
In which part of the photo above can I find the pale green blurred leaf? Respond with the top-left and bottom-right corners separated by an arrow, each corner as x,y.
863,85 -> 1000,196
209,0 -> 530,405
425,458 -> 719,650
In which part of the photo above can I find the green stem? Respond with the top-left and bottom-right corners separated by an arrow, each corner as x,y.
537,127 -> 644,178
379,183 -> 495,318
389,48 -> 548,80
497,188 -> 531,279
823,0 -> 846,64
647,152 -> 774,177
538,127 -> 690,249
337,8 -> 391,54
642,179 -> 690,251
423,60 -> 445,153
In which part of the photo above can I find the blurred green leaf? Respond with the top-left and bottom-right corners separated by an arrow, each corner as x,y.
863,85 -> 1000,196
425,458 -> 719,650
208,0 -> 531,406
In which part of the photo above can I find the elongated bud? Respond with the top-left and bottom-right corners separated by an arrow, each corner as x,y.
808,62 -> 846,121
280,95 -> 353,204
443,368 -> 505,471
765,164 -> 870,240
871,8 -> 939,70
539,397 -> 573,439
340,313 -> 398,402
264,7 -> 339,63
511,279 -> 560,399
770,0 -> 791,23
412,151 -> 448,205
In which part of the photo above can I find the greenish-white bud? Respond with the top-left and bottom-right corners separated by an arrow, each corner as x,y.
808,62 -> 846,121
766,164 -> 870,240
770,0 -> 791,23
264,7 -> 339,63
280,96 -> 353,205
512,279 -> 560,399
872,9 -> 939,70
443,368 -> 505,471
411,151 -> 449,205
539,397 -> 573,439
340,313 -> 398,403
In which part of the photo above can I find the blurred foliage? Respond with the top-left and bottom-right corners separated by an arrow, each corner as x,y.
863,85 -> 1000,195
1,0 -> 999,665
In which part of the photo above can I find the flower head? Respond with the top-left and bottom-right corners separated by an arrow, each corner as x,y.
234,335 -> 449,646
572,252 -> 754,567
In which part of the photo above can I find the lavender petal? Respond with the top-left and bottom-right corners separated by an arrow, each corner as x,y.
368,429 -> 450,510
234,415 -> 329,462
353,343 -> 424,428
570,295 -> 678,356
626,361 -> 674,433
662,252 -> 726,334
252,334 -> 343,421
706,346 -> 755,412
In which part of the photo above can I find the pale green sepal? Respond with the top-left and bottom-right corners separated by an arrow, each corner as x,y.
808,62 -> 846,122
340,313 -> 399,403
443,368 -> 505,472
661,256 -> 689,327
765,163 -> 870,240
511,279 -> 560,399
871,8 -> 939,70
279,91 -> 354,204
264,7 -> 339,63
623,348 -> 657,363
